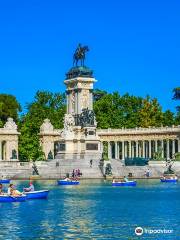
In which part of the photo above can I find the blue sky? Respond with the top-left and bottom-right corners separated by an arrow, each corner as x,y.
0,0 -> 179,112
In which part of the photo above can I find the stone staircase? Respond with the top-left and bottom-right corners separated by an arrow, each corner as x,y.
0,161 -> 31,179
110,159 -> 180,178
36,158 -> 104,179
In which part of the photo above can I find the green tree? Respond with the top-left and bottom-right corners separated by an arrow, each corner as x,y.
162,110 -> 174,126
138,96 -> 163,127
173,87 -> 180,124
18,91 -> 66,161
93,89 -> 107,102
0,94 -> 21,124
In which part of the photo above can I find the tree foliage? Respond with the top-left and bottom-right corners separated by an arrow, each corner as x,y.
18,91 -> 66,161
94,93 -> 170,129
0,94 -> 21,124
173,87 -> 180,125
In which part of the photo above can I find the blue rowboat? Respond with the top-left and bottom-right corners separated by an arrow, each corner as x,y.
0,179 -> 11,184
0,195 -> 26,202
112,181 -> 137,186
25,190 -> 49,199
57,180 -> 80,185
160,178 -> 178,183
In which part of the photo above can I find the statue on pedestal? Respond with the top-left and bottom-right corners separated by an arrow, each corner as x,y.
73,43 -> 89,66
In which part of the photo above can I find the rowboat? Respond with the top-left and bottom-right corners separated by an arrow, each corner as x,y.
57,180 -> 80,185
160,178 -> 178,183
0,195 -> 26,202
0,179 -> 11,184
112,181 -> 137,186
24,190 -> 49,199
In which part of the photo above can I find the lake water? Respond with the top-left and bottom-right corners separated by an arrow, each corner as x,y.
0,180 -> 179,240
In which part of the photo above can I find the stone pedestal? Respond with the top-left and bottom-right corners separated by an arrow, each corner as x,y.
55,66 -> 101,161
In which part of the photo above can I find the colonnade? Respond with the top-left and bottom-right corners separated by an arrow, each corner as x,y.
106,139 -> 180,160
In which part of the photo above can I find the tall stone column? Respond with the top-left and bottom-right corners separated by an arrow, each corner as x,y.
0,141 -> 2,160
178,139 -> 180,153
101,142 -> 104,155
166,139 -> 170,159
122,141 -> 125,160
172,139 -> 175,157
149,140 -> 151,158
124,142 -> 126,158
143,141 -> 145,158
115,142 -> 118,159
136,141 -> 138,157
108,142 -> 111,159
129,141 -> 131,158
155,140 -> 158,153
117,142 -> 120,159
161,140 -> 164,158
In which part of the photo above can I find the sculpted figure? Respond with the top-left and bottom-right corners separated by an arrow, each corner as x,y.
64,114 -> 75,132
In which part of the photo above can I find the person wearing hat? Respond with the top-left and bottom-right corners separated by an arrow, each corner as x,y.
23,182 -> 35,192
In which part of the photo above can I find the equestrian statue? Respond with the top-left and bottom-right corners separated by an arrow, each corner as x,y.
73,43 -> 89,66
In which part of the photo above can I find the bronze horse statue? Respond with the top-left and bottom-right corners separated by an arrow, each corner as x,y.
73,44 -> 89,66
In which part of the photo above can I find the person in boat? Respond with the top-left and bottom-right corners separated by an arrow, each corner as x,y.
8,184 -> 22,196
123,176 -> 129,182
64,177 -> 70,181
23,182 -> 35,192
0,183 -> 4,195
112,177 -> 116,183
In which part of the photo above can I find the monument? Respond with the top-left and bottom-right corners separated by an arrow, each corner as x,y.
55,44 -> 102,160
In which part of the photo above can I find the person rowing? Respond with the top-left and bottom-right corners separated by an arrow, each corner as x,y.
123,176 -> 129,182
23,182 -> 35,192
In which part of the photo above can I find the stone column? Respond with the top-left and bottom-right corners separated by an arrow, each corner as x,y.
166,139 -> 169,159
101,142 -> 104,155
115,142 -> 118,159
108,142 -> 111,159
117,142 -> 120,159
178,139 -> 180,153
149,140 -> 151,158
122,141 -> 125,160
124,142 -> 127,158
131,142 -> 134,157
0,141 -> 2,160
155,140 -> 158,153
172,139 -> 175,157
136,141 -> 138,157
161,140 -> 164,158
143,141 -> 145,158
129,141 -> 131,158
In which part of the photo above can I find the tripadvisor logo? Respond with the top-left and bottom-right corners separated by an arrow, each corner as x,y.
135,227 -> 143,236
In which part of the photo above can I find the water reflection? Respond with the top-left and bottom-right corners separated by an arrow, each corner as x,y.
0,180 -> 179,239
